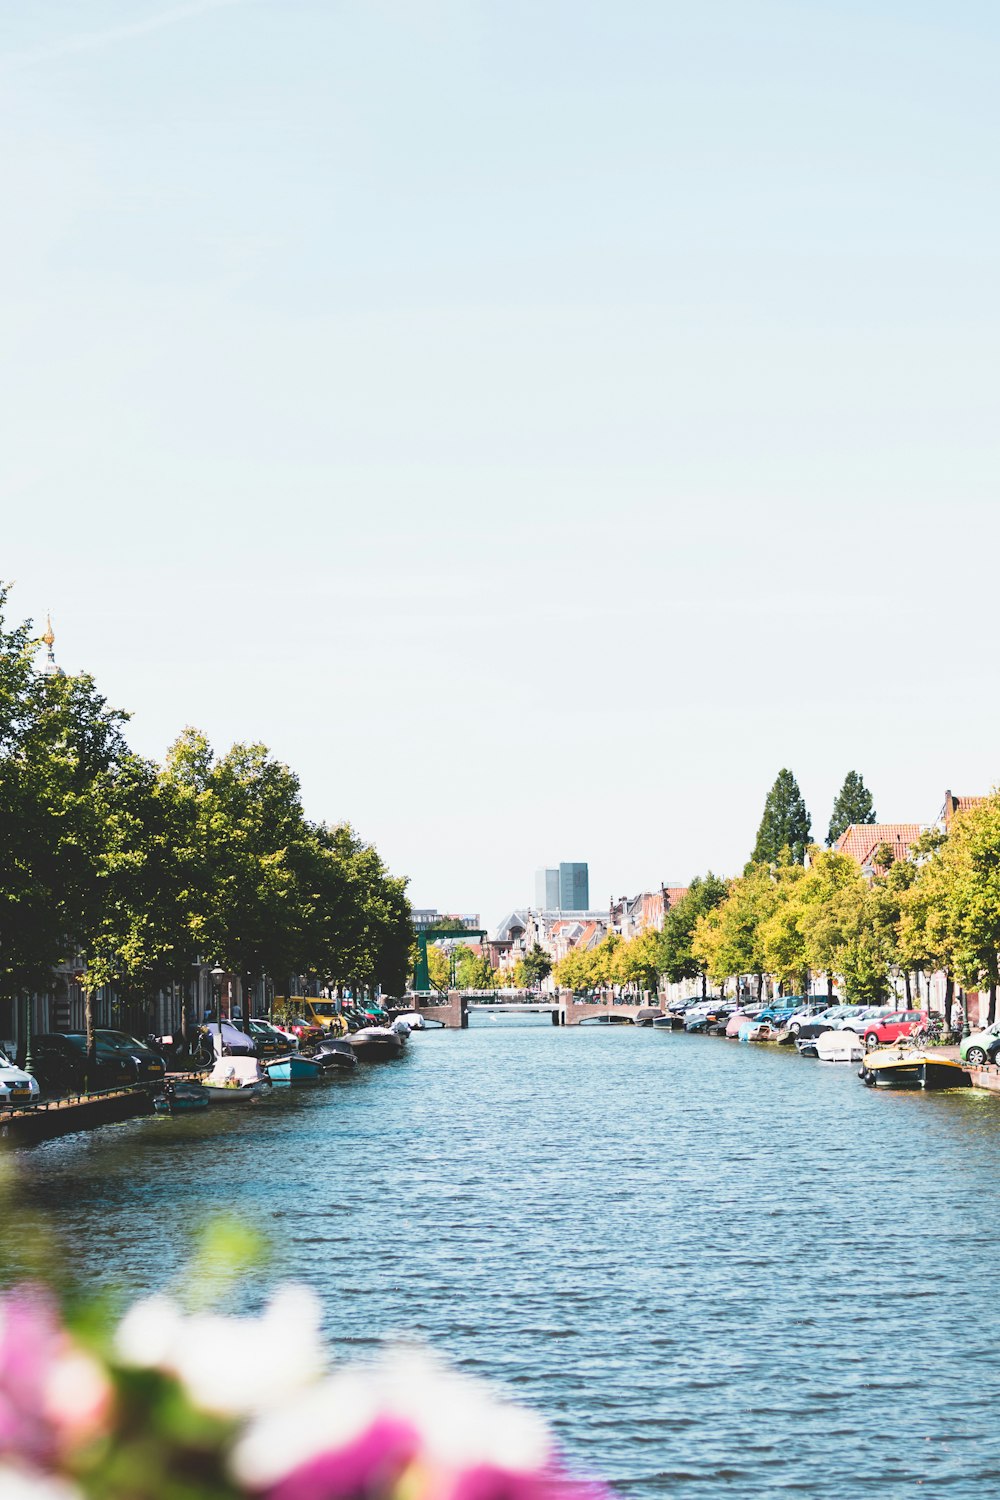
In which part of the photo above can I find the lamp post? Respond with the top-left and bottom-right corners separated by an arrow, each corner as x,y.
211,965 -> 225,1058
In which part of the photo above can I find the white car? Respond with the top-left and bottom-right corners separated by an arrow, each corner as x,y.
0,1049 -> 41,1107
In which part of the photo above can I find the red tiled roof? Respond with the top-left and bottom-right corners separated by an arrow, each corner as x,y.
834,823 -> 922,869
664,887 -> 689,907
942,791 -> 987,827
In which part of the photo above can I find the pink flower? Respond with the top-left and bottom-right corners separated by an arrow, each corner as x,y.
0,1287 -> 111,1466
266,1416 -> 419,1500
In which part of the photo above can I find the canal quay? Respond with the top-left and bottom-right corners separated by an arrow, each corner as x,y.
11,1013 -> 1000,1500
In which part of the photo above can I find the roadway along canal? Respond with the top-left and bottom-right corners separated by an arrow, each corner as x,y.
10,1016 -> 1000,1497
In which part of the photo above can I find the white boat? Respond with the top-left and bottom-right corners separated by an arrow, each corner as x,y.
203,1055 -> 273,1099
392,1011 -> 428,1030
814,1029 -> 865,1064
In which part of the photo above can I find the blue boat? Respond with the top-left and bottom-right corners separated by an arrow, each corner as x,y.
265,1054 -> 323,1082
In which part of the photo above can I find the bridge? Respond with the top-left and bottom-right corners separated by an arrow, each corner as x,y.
409,990 -> 657,1029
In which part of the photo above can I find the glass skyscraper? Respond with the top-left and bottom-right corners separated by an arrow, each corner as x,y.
558,862 -> 589,911
535,868 -> 561,908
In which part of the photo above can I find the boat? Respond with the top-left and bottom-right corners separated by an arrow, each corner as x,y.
815,1029 -> 865,1064
578,1013 -> 634,1025
634,1008 -> 666,1027
152,1079 -> 209,1114
738,1020 -> 777,1042
725,1010 -> 753,1038
202,1056 -> 273,1099
348,1026 -> 407,1061
392,1010 -> 431,1030
312,1036 -> 358,1072
651,1014 -> 680,1030
859,1047 -> 972,1089
265,1053 -> 323,1082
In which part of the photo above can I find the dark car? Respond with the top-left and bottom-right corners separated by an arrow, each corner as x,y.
95,1030 -> 167,1082
30,1034 -> 137,1096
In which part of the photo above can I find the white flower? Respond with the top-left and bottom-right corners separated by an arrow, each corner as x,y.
0,1467 -> 83,1500
232,1348 -> 551,1490
114,1284 -> 325,1417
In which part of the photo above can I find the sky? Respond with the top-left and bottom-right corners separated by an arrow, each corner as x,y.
2,0 -> 998,932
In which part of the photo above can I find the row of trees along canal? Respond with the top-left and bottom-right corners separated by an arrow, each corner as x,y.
552,768 -> 1000,1025
0,590 -> 412,1050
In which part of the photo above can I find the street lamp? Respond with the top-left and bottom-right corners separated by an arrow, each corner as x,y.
211,965 -> 225,1059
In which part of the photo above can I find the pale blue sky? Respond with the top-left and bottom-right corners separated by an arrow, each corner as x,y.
3,1 -> 998,928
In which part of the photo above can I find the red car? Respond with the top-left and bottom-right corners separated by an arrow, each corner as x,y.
863,1010 -> 928,1051
279,1016 -> 324,1047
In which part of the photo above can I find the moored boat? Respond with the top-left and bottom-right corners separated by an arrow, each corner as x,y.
860,1047 -> 971,1089
348,1026 -> 407,1060
265,1053 -> 323,1082
815,1029 -> 864,1064
202,1056 -> 273,1099
312,1036 -> 358,1072
153,1079 -> 209,1114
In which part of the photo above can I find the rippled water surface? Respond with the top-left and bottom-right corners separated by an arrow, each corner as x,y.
13,1019 -> 1000,1496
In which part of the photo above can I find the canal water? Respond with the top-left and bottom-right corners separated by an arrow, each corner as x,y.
10,1018 -> 1000,1496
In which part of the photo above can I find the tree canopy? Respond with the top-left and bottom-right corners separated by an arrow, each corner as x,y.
0,591 -> 413,1010
827,771 -> 876,846
752,769 -> 811,866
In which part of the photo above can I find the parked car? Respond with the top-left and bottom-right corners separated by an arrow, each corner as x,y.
30,1034 -> 136,1095
837,1006 -> 898,1033
0,1048 -> 40,1107
794,1005 -> 858,1040
245,1019 -> 296,1056
277,1016 -> 324,1047
960,1024 -> 1000,1066
862,1010 -> 928,1051
95,1030 -> 167,1082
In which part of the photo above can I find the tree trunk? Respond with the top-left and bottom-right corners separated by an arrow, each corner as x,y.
945,974 -> 954,1027
85,987 -> 96,1088
904,971 -> 912,1004
827,972 -> 835,1000
989,983 -> 997,1026
756,972 -> 763,1001
701,973 -> 707,999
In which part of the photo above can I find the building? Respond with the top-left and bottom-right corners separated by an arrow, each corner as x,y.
833,823 -> 923,877
411,910 -> 481,934
940,790 -> 987,829
534,868 -> 561,908
558,862 -> 589,911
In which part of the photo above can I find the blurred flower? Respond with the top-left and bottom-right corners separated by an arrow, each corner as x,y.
0,1288 -> 110,1465
114,1283 -> 325,1417
232,1349 -> 610,1500
0,1466 -> 83,1499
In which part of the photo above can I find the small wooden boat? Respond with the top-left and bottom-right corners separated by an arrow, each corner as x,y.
202,1056 -> 273,1099
859,1047 -> 971,1089
635,1008 -> 666,1027
153,1079 -> 209,1114
265,1053 -> 323,1082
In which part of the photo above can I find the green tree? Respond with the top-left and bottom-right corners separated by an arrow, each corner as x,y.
752,769 -> 811,866
657,875 -> 728,996
693,864 -> 777,1000
827,771 -> 876,846
521,943 -> 552,990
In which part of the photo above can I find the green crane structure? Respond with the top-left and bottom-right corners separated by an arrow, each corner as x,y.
413,926 -> 488,992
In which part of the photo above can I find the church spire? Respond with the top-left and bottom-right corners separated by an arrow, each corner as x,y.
38,613 -> 63,676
